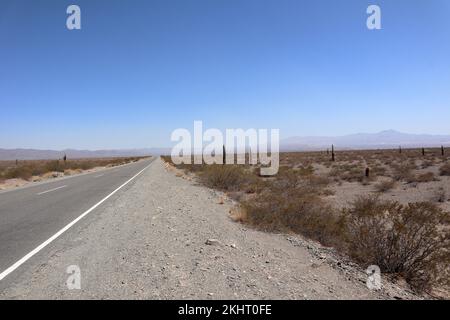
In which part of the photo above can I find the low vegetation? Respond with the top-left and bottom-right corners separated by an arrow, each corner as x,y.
0,157 -> 146,182
162,148 -> 450,294
374,179 -> 397,193
415,172 -> 436,183
342,196 -> 449,292
440,162 -> 450,176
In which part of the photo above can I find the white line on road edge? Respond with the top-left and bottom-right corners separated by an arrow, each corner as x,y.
0,161 -> 153,281
94,174 -> 104,178
36,185 -> 67,195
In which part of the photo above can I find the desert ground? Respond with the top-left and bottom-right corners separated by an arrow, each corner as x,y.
162,148 -> 450,299
0,150 -> 448,300
0,157 -> 419,300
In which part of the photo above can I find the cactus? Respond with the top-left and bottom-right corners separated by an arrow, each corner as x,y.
442,145 -> 445,156
365,167 -> 370,178
331,145 -> 335,162
422,148 -> 425,156
222,145 -> 226,165
63,154 -> 67,163
399,146 -> 402,154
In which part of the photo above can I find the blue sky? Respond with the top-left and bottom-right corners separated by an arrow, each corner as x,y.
1,0 -> 449,149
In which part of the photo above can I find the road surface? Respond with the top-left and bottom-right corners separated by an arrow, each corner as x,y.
0,157 -> 154,286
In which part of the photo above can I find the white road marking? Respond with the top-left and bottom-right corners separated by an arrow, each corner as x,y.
0,161 -> 153,281
36,185 -> 67,195
94,174 -> 104,178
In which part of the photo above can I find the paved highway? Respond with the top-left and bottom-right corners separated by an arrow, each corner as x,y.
0,157 -> 154,282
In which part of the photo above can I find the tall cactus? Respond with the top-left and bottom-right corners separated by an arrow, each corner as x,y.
331,145 -> 335,162
442,145 -> 445,156
422,147 -> 425,156
222,145 -> 226,165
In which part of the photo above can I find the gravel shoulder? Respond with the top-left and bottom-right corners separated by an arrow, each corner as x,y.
0,158 -> 417,299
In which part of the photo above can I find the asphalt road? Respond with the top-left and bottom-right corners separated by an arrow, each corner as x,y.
0,157 -> 154,284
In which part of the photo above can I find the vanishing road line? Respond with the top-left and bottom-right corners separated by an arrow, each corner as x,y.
94,174 -> 105,178
0,161 -> 153,282
36,185 -> 67,195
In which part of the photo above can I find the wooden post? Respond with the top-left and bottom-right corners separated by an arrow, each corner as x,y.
399,146 -> 402,154
422,148 -> 425,156
442,146 -> 445,156
331,145 -> 335,162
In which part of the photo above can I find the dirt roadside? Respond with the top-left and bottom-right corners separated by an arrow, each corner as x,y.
0,157 -> 419,299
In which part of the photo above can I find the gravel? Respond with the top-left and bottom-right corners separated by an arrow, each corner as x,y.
0,158 -> 416,299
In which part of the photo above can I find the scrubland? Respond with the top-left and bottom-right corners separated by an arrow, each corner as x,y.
0,157 -> 147,189
162,148 -> 450,297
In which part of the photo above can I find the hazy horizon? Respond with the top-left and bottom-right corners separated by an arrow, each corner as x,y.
1,129 -> 450,151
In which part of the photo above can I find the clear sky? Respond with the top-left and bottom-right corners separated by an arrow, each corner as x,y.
1,0 -> 449,149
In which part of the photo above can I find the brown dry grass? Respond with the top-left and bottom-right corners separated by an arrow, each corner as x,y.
374,179 -> 397,193
161,149 -> 450,294
440,162 -> 450,176
0,157 -> 147,182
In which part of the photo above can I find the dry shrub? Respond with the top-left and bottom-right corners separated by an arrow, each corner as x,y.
160,156 -> 173,164
440,162 -> 450,176
307,175 -> 330,189
342,196 -> 449,292
374,179 -> 396,193
329,164 -> 369,183
415,172 -> 436,183
391,164 -> 414,182
421,160 -> 434,169
433,188 -> 447,203
242,183 -> 344,247
241,173 -> 266,194
200,165 -> 246,191
4,166 -> 33,180
0,157 -> 146,182
371,165 -> 387,177
45,160 -> 65,172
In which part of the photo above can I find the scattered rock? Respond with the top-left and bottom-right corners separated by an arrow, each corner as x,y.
205,239 -> 221,246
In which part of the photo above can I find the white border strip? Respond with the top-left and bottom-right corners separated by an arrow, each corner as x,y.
0,161 -> 153,281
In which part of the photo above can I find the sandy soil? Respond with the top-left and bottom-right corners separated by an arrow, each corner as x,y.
326,170 -> 450,212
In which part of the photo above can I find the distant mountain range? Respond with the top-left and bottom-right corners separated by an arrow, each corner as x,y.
281,130 -> 450,151
1,131 -> 450,160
